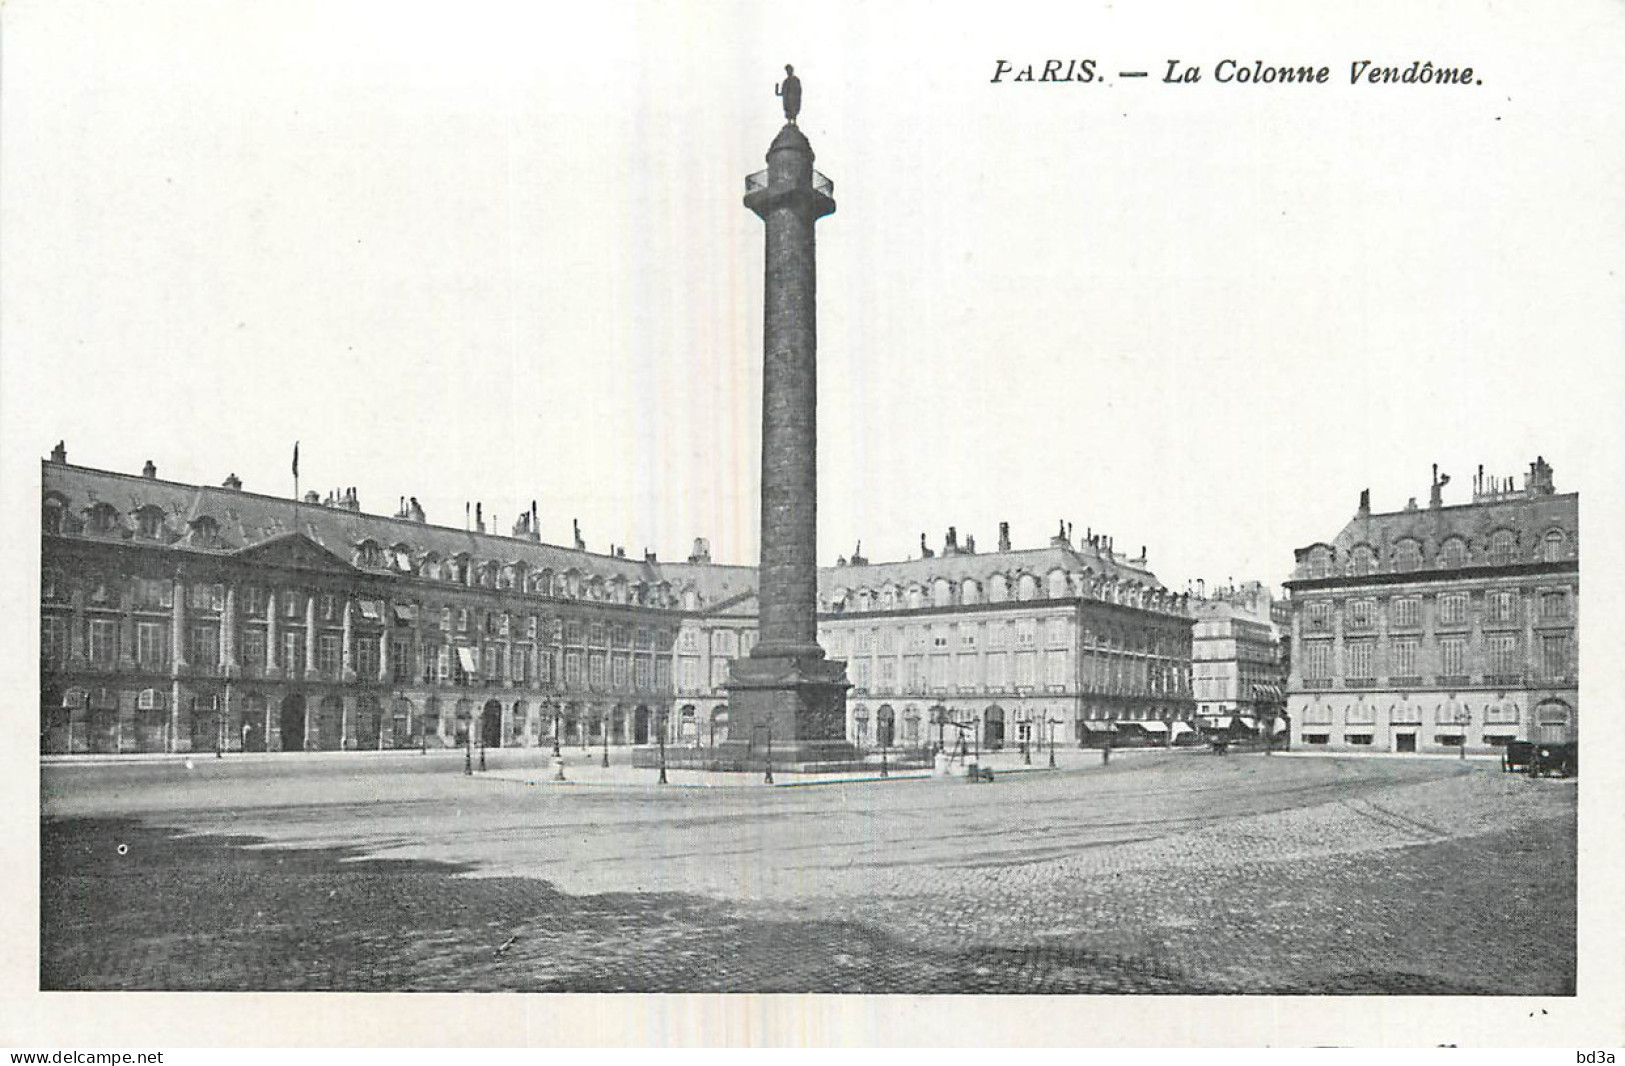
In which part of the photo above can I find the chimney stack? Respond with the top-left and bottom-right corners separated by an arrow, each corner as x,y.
142,460 -> 157,479
49,441 -> 67,464
998,521 -> 1011,553
222,473 -> 242,491
688,537 -> 712,564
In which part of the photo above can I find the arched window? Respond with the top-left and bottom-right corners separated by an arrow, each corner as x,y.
355,540 -> 382,568
1438,537 -> 1467,569
42,499 -> 65,536
136,506 -> 166,540
1307,546 -> 1332,579
1348,545 -> 1376,576
932,578 -> 953,608
988,574 -> 1009,603
905,585 -> 923,609
1393,539 -> 1422,572
87,502 -> 120,535
1047,569 -> 1069,599
188,515 -> 220,547
1488,529 -> 1516,567
1542,530 -> 1566,563
1017,574 -> 1038,601
960,579 -> 980,606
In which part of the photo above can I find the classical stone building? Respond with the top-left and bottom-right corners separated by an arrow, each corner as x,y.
1190,580 -> 1287,740
40,451 -> 1194,758
1283,458 -> 1578,753
40,446 -> 703,755
674,523 -> 1195,754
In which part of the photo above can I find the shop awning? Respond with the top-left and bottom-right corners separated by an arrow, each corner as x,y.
1269,719 -> 1288,734
1201,717 -> 1235,731
393,604 -> 417,625
1170,721 -> 1195,736
456,647 -> 479,675
1081,720 -> 1116,732
1341,724 -> 1375,734
1238,717 -> 1258,731
1251,684 -> 1283,701
1139,720 -> 1169,732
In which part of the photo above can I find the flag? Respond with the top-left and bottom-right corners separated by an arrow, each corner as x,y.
292,441 -> 300,478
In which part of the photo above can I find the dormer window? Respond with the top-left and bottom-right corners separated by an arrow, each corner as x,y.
1438,537 -> 1467,569
1393,539 -> 1423,572
1542,530 -> 1566,563
88,502 -> 120,535
189,515 -> 221,548
43,500 -> 65,536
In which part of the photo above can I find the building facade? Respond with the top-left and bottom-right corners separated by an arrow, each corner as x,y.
40,451 -> 1196,757
674,524 -> 1196,754
1190,580 -> 1287,739
1283,458 -> 1578,753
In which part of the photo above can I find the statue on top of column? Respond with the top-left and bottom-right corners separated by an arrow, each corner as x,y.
776,64 -> 802,123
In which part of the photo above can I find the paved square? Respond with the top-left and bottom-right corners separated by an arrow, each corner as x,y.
40,750 -> 1575,993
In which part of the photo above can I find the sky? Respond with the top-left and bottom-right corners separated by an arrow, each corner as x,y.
4,0 -> 1623,592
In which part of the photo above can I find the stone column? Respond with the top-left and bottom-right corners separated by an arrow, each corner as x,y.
172,578 -> 189,674
68,586 -> 87,666
304,594 -> 318,677
120,583 -> 137,669
341,599 -> 357,682
266,591 -> 281,678
222,586 -> 238,675
378,627 -> 392,684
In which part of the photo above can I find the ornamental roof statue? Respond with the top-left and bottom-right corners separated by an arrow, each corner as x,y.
775,64 -> 802,123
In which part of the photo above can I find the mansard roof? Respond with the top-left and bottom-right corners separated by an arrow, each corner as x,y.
820,544 -> 1166,593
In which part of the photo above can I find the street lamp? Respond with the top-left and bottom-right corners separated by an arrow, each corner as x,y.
552,708 -> 566,782
657,713 -> 668,785
1047,715 -> 1062,768
1021,711 -> 1032,765
601,712 -> 610,768
763,723 -> 774,785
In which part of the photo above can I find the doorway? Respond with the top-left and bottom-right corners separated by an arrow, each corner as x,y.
481,699 -> 503,748
279,694 -> 306,751
1395,732 -> 1417,753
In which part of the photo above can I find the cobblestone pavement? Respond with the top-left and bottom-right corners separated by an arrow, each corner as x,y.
40,752 -> 1575,993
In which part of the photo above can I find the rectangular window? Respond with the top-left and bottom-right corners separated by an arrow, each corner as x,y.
1302,640 -> 1332,679
908,627 -> 927,651
930,656 -> 950,688
320,593 -> 337,620
711,657 -> 730,689
528,615 -> 540,640
457,609 -> 469,633
1439,637 -> 1466,676
679,628 -> 698,652
1347,600 -> 1375,631
932,633 -> 949,649
986,653 -> 1007,689
565,621 -> 583,645
393,638 -> 414,683
483,645 -> 502,680
961,628 -> 977,649
988,624 -> 1008,649
958,656 -> 977,688
136,621 -> 169,668
284,593 -> 304,620
1305,601 -> 1332,631
854,659 -> 872,689
1390,638 -> 1419,677
1438,594 -> 1468,626
242,628 -> 265,673
1541,634 -> 1572,678
1046,619 -> 1067,646
1047,652 -> 1067,686
283,632 -> 303,674
356,639 -> 379,680
565,650 -> 583,685
859,629 -> 877,653
588,652 -> 605,686
590,623 -> 605,646
1540,591 -> 1569,620
1487,590 -> 1519,624
1344,734 -> 1374,746
880,660 -> 897,689
41,615 -> 68,663
1487,635 -> 1519,675
635,657 -> 651,689
1015,620 -> 1036,647
317,633 -> 341,677
1016,652 -> 1036,687
654,657 -> 670,688
511,646 -> 529,682
241,585 -> 264,617
1390,598 -> 1421,629
905,657 -> 924,692
1304,734 -> 1330,745
537,648 -> 554,684
189,623 -> 220,668
1345,640 -> 1374,678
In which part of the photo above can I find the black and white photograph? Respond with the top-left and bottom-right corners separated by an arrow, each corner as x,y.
3,0 -> 1623,1050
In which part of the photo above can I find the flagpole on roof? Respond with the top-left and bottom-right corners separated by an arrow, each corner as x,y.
291,441 -> 301,533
